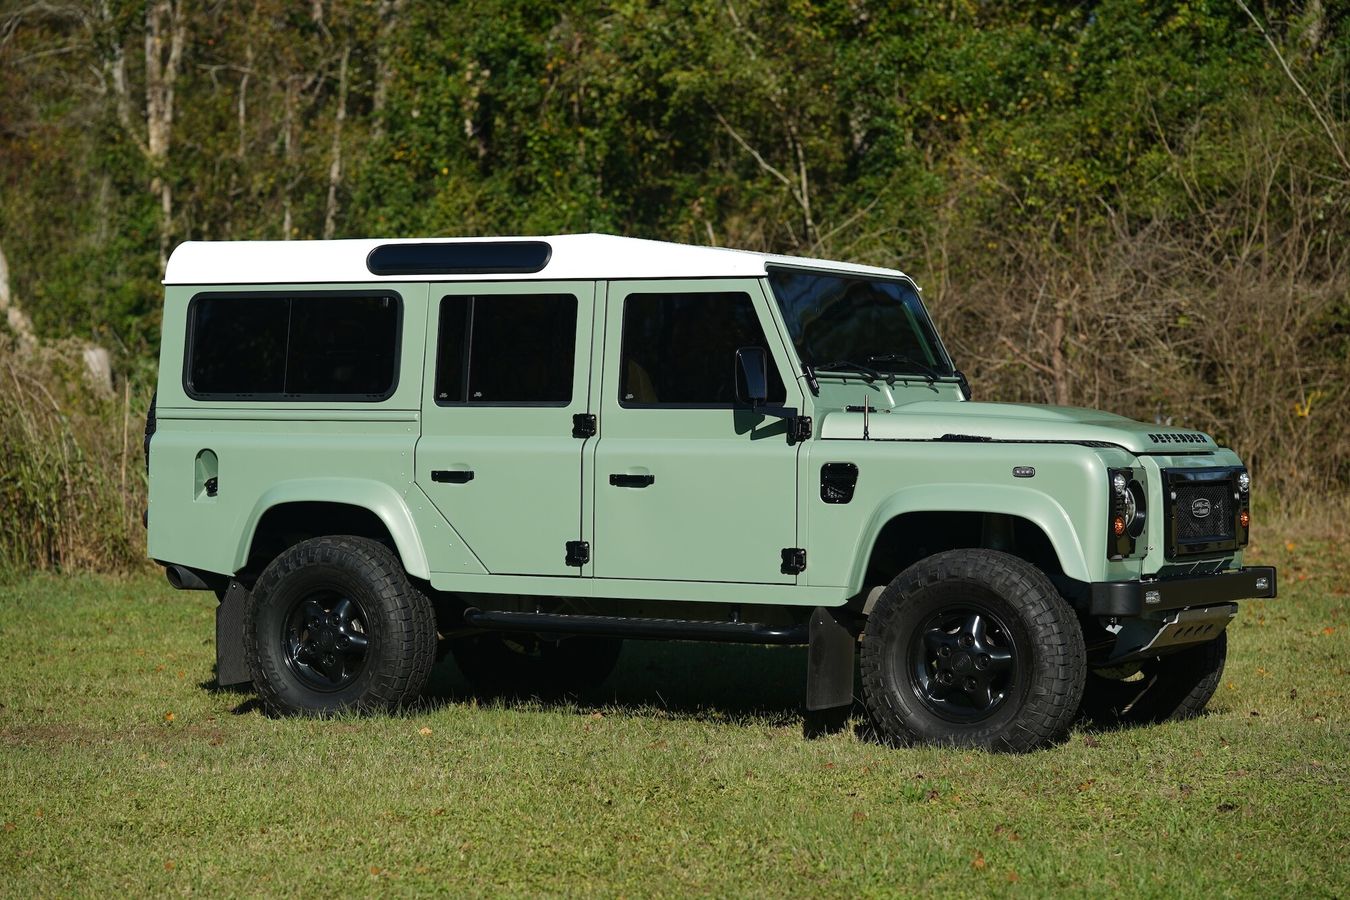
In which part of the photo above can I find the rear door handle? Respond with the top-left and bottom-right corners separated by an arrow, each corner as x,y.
431,469 -> 474,484
609,473 -> 655,488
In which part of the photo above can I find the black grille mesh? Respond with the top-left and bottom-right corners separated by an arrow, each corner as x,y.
1174,482 -> 1234,541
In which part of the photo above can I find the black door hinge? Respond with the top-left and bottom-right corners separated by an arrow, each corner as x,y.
788,416 -> 813,445
565,540 -> 590,567
781,547 -> 807,575
572,413 -> 597,439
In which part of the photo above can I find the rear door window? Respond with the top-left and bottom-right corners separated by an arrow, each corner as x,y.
434,294 -> 577,405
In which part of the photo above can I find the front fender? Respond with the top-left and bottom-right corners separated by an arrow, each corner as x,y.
847,483 -> 1093,591
233,478 -> 431,580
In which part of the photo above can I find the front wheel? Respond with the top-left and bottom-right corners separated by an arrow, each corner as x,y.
244,536 -> 437,717
1079,631 -> 1227,726
860,549 -> 1086,753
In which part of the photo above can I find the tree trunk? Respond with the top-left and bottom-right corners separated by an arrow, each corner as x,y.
1050,297 -> 1070,407
283,78 -> 296,239
323,42 -> 351,240
372,0 -> 403,139
101,0 -> 186,269
238,41 -> 253,160
0,238 -> 36,346
144,0 -> 186,268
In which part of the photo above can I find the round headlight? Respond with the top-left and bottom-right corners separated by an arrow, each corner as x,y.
1238,472 -> 1250,493
1125,479 -> 1147,536
1112,472 -> 1128,495
1122,484 -> 1137,523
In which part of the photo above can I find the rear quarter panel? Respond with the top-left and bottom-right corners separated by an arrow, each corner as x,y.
146,283 -> 484,579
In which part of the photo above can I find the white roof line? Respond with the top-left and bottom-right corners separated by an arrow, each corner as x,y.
163,233 -> 909,285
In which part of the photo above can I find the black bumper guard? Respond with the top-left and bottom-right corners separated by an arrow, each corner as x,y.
1089,566 -> 1276,617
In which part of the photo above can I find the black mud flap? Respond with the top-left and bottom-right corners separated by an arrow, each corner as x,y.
215,580 -> 252,688
804,606 -> 859,737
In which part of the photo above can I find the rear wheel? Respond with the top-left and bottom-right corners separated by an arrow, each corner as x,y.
450,632 -> 622,699
1080,631 -> 1227,725
860,549 -> 1085,752
244,536 -> 436,716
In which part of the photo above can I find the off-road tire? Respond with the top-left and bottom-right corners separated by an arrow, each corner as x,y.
450,632 -> 622,699
860,549 -> 1086,753
1079,630 -> 1227,726
244,536 -> 436,717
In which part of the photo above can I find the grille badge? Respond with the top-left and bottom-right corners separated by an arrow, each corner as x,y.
1191,498 -> 1212,519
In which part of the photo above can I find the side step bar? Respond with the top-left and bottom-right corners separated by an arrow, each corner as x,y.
461,607 -> 809,645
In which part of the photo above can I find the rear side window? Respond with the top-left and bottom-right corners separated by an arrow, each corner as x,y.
186,293 -> 401,400
435,294 -> 577,405
619,291 -> 786,405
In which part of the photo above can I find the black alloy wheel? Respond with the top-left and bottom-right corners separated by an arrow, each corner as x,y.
911,605 -> 1021,722
283,592 -> 370,691
245,535 -> 436,717
861,549 -> 1085,752
1079,630 -> 1227,726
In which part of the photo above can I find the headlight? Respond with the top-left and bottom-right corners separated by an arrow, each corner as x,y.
1108,469 -> 1147,557
1238,471 -> 1250,493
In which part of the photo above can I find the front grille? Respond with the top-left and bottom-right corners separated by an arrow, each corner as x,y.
1173,482 -> 1234,541
1163,467 -> 1242,559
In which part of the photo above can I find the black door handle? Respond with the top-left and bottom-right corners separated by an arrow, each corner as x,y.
431,469 -> 474,484
609,473 -> 655,488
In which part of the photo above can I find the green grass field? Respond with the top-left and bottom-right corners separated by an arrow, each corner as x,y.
2,537 -> 1347,897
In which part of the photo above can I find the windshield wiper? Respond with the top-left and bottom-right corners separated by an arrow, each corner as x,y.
812,360 -> 883,381
867,353 -> 943,384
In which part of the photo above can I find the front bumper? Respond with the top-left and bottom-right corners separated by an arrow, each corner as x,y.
1089,566 -> 1277,617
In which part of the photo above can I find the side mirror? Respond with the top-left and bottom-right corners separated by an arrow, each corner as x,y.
735,347 -> 769,408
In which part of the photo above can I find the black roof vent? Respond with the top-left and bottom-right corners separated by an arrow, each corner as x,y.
366,241 -> 552,276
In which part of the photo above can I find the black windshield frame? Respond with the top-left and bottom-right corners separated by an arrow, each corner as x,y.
765,266 -> 956,379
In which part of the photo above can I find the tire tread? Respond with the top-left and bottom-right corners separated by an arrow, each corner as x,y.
860,549 -> 1085,752
244,535 -> 436,716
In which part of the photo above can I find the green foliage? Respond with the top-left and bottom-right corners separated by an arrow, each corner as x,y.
0,0 -> 1347,517
0,341 -> 149,573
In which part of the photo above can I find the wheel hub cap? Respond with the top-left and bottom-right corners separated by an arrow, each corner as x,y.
284,595 -> 369,691
911,608 -> 1017,722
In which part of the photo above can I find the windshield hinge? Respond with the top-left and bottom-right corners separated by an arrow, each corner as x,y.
801,363 -> 820,395
781,548 -> 807,575
565,540 -> 590,567
571,413 -> 597,439
788,416 -> 813,445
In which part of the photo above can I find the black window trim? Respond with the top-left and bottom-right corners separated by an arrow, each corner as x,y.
763,263 -> 959,377
615,288 -> 789,410
432,292 -> 580,409
183,289 -> 404,402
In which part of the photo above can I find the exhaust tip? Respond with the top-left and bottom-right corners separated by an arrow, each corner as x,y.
164,564 -> 210,591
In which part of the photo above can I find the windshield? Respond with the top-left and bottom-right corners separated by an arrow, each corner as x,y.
766,268 -> 955,377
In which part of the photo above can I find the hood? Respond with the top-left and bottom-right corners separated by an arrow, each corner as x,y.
818,401 -> 1215,454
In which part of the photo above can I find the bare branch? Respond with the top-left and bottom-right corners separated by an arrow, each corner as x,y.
1237,0 -> 1350,177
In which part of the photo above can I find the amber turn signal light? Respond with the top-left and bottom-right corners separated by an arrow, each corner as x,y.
1112,515 -> 1126,536
1240,509 -> 1251,529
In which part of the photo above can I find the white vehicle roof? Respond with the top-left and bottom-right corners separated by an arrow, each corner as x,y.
163,233 -> 909,285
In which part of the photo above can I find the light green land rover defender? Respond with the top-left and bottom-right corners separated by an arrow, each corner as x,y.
147,234 -> 1276,751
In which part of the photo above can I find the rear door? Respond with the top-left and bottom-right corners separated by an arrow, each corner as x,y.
416,281 -> 595,577
589,279 -> 802,584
